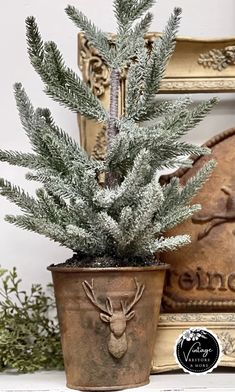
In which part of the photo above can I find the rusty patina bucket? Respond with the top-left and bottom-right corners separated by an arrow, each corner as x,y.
48,264 -> 168,391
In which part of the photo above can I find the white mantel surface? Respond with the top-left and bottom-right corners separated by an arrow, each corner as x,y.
0,370 -> 235,392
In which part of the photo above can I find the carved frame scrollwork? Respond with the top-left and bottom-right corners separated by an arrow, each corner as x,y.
198,45 -> 235,71
77,32 -> 235,373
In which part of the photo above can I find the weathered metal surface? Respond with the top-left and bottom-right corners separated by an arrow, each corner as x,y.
48,265 -> 168,391
161,127 -> 235,312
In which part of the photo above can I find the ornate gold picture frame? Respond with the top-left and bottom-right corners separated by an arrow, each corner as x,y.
78,33 -> 235,156
77,33 -> 235,372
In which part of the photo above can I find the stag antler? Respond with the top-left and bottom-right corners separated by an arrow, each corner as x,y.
121,278 -> 145,316
82,280 -> 113,315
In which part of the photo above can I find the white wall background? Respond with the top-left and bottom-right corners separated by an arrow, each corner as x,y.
0,0 -> 235,290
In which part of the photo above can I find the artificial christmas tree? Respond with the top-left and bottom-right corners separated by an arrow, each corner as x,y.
0,0 -> 217,390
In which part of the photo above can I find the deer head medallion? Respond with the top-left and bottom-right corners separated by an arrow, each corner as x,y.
82,278 -> 145,359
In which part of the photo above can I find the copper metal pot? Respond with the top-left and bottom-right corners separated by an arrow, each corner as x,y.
48,264 -> 168,391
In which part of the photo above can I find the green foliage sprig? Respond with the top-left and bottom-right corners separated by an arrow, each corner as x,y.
0,267 -> 63,372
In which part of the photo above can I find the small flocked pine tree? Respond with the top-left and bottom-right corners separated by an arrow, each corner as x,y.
0,0 -> 217,267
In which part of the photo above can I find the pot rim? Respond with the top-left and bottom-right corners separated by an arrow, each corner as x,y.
47,263 -> 170,273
